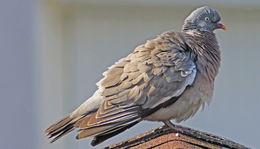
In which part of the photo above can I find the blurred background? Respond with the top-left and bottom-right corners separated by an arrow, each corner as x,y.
1,0 -> 260,149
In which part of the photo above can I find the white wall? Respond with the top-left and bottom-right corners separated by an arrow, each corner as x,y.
0,0 -> 37,149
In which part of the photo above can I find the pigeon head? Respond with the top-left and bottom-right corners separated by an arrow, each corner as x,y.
182,6 -> 227,33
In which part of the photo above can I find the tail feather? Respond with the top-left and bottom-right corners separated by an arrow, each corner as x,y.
75,114 -> 141,146
45,104 -> 141,145
45,115 -> 77,143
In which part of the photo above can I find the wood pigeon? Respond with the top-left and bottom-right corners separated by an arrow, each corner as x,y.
45,6 -> 226,146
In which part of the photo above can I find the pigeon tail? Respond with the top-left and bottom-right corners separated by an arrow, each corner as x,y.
45,115 -> 77,143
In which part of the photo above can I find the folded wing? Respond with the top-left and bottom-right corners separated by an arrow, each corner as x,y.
74,31 -> 197,145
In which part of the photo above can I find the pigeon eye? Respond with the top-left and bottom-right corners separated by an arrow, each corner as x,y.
205,17 -> 210,21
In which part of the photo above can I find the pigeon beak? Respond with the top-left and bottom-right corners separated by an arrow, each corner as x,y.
216,23 -> 227,30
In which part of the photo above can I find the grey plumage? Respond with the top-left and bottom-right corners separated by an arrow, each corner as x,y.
45,6 -> 225,146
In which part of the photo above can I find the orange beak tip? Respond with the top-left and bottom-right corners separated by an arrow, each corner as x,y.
218,23 -> 227,30
222,24 -> 227,30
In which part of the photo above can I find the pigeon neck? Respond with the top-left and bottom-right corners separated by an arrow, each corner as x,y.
183,30 -> 200,36
182,22 -> 197,32
183,31 -> 221,83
